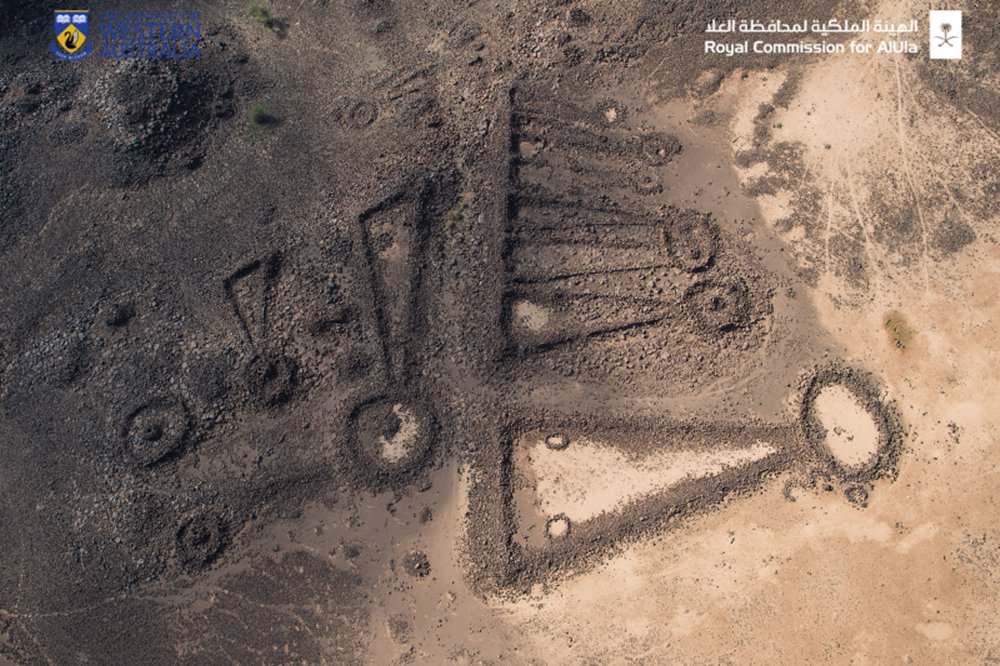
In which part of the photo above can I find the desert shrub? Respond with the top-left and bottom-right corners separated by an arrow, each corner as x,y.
884,311 -> 913,349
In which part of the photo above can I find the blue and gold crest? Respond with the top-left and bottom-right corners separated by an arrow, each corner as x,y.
51,10 -> 92,60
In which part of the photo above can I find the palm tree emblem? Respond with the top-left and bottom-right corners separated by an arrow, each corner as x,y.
936,22 -> 956,47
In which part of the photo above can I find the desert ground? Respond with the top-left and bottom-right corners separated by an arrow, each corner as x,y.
1,0 -> 998,663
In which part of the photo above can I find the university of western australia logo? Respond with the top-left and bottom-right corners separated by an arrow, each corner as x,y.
51,10 -> 93,60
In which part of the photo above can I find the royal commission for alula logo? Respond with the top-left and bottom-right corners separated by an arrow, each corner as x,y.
929,10 -> 961,60
51,8 -> 202,60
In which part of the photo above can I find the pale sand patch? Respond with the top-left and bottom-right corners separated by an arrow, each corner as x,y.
756,190 -> 793,222
813,384 -> 879,468
512,300 -> 550,332
739,161 -> 768,180
667,607 -> 701,638
896,522 -> 938,554
915,622 -> 954,642
799,503 -> 893,544
377,238 -> 404,262
546,516 -> 570,539
781,225 -> 806,243
518,139 -> 543,160
522,437 -> 775,523
624,616 -> 651,639
816,385 -> 878,467
379,403 -> 420,463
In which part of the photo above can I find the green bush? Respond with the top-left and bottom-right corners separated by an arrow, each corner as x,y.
248,3 -> 277,28
249,104 -> 274,126
444,204 -> 465,233
884,311 -> 913,349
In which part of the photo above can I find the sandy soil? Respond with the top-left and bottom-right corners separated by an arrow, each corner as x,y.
813,384 -> 880,467
517,434 -> 776,522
